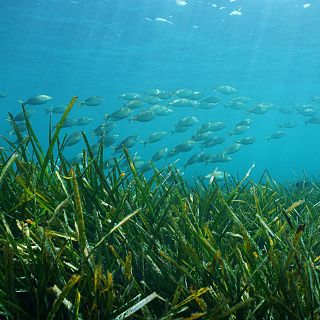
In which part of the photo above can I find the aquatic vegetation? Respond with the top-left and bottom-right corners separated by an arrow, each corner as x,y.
1,99 -> 320,318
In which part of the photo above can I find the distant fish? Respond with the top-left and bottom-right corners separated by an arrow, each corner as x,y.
237,136 -> 256,145
10,110 -> 35,122
75,116 -> 93,126
237,118 -> 252,126
0,91 -> 8,98
176,0 -> 187,6
105,107 -> 132,121
230,9 -> 242,16
224,143 -> 243,154
150,105 -> 173,116
205,168 -> 230,183
208,153 -> 232,163
45,105 -> 67,114
64,132 -> 82,147
176,116 -> 199,127
132,110 -> 156,122
125,99 -> 144,109
79,96 -> 103,107
103,134 -> 119,147
154,17 -> 175,25
119,92 -> 141,100
305,116 -> 320,125
215,86 -> 237,94
279,121 -> 298,129
201,136 -> 225,149
142,131 -> 168,146
169,98 -> 199,108
228,125 -> 249,136
114,135 -> 140,153
266,130 -> 286,140
152,148 -> 168,162
184,153 -> 201,169
20,95 -> 52,106
248,103 -> 272,114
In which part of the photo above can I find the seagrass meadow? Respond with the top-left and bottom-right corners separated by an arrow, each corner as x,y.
1,98 -> 320,319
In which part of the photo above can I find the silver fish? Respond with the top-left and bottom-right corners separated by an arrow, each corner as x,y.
119,92 -> 141,100
103,134 -> 119,147
76,117 -> 93,126
228,125 -> 249,136
176,116 -> 199,127
237,136 -> 256,145
215,85 -> 237,94
132,110 -> 155,122
143,131 -> 168,146
105,107 -> 132,121
64,132 -> 82,147
150,105 -> 173,116
20,94 -> 52,106
0,91 -> 8,98
208,153 -> 232,163
201,136 -> 225,149
152,148 -> 168,162
125,99 -> 144,109
45,105 -> 67,114
169,99 -> 199,108
80,96 -> 103,106
279,121 -> 298,128
224,143 -> 243,154
305,116 -> 320,124
266,130 -> 286,140
114,135 -> 140,153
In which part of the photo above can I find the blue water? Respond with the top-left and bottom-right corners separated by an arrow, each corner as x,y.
1,0 -> 320,183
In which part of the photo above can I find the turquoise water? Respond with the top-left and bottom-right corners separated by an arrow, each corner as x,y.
1,0 -> 320,182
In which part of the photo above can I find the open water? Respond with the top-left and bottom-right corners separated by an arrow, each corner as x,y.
1,0 -> 320,183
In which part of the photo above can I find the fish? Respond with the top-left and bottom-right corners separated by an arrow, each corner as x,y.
103,134 -> 119,147
59,118 -> 78,128
279,121 -> 298,128
64,132 -> 82,147
45,106 -> 67,114
149,105 -> 173,116
198,152 -> 211,163
20,95 -> 53,105
169,99 -> 199,108
184,153 -> 202,169
155,90 -> 173,99
297,105 -> 318,116
75,117 -> 93,126
132,110 -> 156,122
209,121 -> 226,131
237,136 -> 256,145
176,116 -> 199,127
208,153 -> 232,163
79,96 -> 103,106
114,135 -> 140,153
92,122 -> 115,137
196,102 -> 217,110
172,125 -> 190,134
237,118 -> 252,126
201,96 -> 220,104
224,142 -> 243,154
215,85 -> 237,94
105,107 -> 132,121
152,148 -> 168,162
201,136 -> 226,149
10,110 -> 35,122
248,103 -> 271,114
228,125 -> 249,135
9,121 -> 27,135
276,106 -> 296,114
191,131 -> 213,142
232,96 -> 251,103
305,116 -> 320,124
141,96 -> 162,105
225,101 -> 246,110
205,168 -> 230,183
0,91 -> 8,98
173,140 -> 196,153
119,92 -> 141,100
125,99 -> 144,109
312,96 -> 320,104
266,130 -> 286,140
143,131 -> 168,146
154,17 -> 175,25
